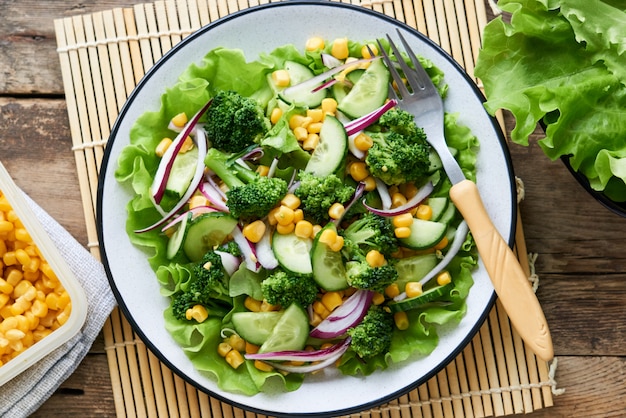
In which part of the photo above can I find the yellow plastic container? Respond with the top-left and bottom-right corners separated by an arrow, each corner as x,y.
0,161 -> 87,386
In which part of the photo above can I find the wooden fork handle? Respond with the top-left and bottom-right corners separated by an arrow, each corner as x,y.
450,179 -> 554,362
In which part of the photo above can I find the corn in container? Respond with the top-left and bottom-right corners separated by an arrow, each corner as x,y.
0,160 -> 87,386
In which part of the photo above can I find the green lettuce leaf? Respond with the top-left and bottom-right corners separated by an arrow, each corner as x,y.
475,0 -> 626,200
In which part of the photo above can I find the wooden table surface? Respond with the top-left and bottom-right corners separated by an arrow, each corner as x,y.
1,0 -> 624,417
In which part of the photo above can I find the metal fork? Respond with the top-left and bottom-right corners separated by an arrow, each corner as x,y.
378,31 -> 554,362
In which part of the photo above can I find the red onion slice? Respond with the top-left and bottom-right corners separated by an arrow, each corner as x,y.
160,205 -> 216,232
344,98 -> 398,136
246,338 -> 351,374
151,100 -> 212,204
135,129 -> 209,233
255,226 -> 279,270
231,225 -> 261,272
365,181 -> 434,217
309,289 -> 373,339
214,250 -> 242,277
199,181 -> 229,212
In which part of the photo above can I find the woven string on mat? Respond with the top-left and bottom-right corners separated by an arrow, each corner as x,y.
54,0 -> 562,416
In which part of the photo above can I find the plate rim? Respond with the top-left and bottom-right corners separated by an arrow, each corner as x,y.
96,1 -> 516,416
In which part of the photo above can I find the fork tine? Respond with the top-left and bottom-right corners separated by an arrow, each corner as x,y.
395,29 -> 432,91
376,39 -> 410,100
384,33 -> 425,93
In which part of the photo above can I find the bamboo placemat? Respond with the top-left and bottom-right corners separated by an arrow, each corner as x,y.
54,0 -> 561,416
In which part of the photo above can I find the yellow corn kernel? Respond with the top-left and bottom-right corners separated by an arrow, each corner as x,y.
307,122 -> 323,134
254,359 -> 274,372
309,311 -> 323,327
366,250 -> 385,268
274,206 -> 295,226
171,112 -> 188,128
402,183 -> 418,199
293,126 -> 308,142
188,195 -> 210,210
328,203 -> 345,220
385,283 -> 400,299
312,300 -> 331,318
217,342 -> 232,357
260,300 -> 280,312
0,294 -> 9,309
179,136 -> 195,153
228,334 -> 246,352
155,138 -> 172,158
362,176 -> 377,191
434,236 -> 449,250
372,292 -> 385,305
270,107 -> 283,125
0,221 -> 13,234
45,292 -> 60,311
56,291 -> 71,310
40,263 -> 56,281
244,296 -> 262,312
271,69 -> 290,88
391,193 -> 407,208
31,299 -> 49,318
321,98 -> 338,115
302,133 -> 320,151
353,133 -> 373,151
14,228 -> 31,243
0,279 -> 12,295
305,36 -> 325,51
281,194 -> 301,210
331,37 -> 349,60
394,311 -> 410,330
245,341 -> 259,354
23,257 -> 40,274
318,228 -> 338,247
312,224 -> 323,239
190,305 -> 209,323
5,270 -> 22,288
361,43 -> 378,59
13,280 -> 33,299
328,235 -> 344,252
56,304 -> 72,326
416,204 -> 433,221
405,282 -> 423,298
275,222 -> 295,235
289,114 -> 308,130
242,220 -> 266,244
349,162 -> 369,182
4,329 -> 25,342
307,108 -> 324,123
293,209 -> 304,223
321,291 -> 343,312
10,299 -> 30,316
437,271 -> 452,286
294,220 -> 314,239
393,213 -> 413,228
3,252 -> 17,267
256,165 -> 270,177
394,226 -> 412,239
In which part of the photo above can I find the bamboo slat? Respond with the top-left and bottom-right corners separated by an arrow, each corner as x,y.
54,0 -> 560,416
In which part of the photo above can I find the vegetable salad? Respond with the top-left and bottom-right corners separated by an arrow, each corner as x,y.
115,36 -> 480,395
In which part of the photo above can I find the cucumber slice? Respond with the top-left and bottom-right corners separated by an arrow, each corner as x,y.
166,212 -> 191,259
272,231 -> 313,275
277,61 -> 327,108
165,147 -> 199,198
259,304 -> 309,353
331,69 -> 365,103
337,58 -> 389,118
438,201 -> 458,225
304,115 -> 348,177
395,253 -> 438,290
231,311 -> 284,346
182,212 -> 238,262
427,197 -> 449,222
311,223 -> 348,291
387,283 -> 454,312
399,218 -> 447,250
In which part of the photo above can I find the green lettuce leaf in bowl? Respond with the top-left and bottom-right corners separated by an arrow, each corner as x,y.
475,0 -> 626,202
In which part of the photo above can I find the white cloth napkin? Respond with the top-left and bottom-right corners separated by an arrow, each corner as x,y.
0,193 -> 116,418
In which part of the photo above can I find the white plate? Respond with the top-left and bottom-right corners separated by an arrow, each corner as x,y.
98,2 -> 515,416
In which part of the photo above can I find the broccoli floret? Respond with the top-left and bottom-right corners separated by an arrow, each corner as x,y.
347,305 -> 394,358
204,146 -> 288,220
205,90 -> 270,153
171,250 -> 232,321
294,171 -> 355,224
261,269 -> 318,308
342,238 -> 399,293
221,240 -> 242,257
342,212 -> 399,257
365,108 -> 431,186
